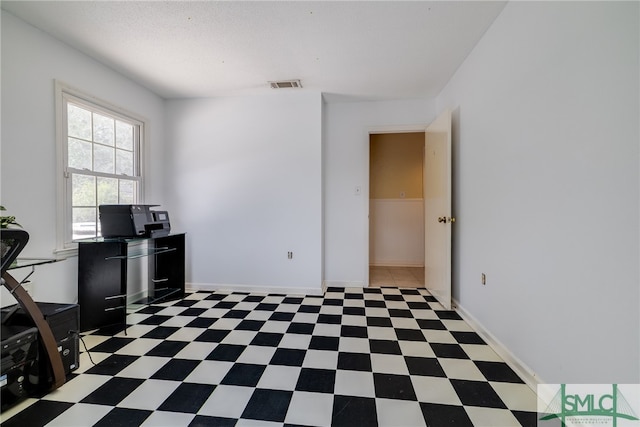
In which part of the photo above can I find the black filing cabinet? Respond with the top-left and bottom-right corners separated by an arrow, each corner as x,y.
77,233 -> 185,332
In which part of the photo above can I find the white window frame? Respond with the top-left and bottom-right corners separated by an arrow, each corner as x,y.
55,81 -> 146,256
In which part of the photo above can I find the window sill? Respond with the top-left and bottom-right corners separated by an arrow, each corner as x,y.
53,246 -> 78,259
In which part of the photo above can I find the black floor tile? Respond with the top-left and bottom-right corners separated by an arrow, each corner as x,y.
236,319 -> 265,331
93,407 -> 152,427
81,377 -> 144,406
332,395 -> 378,427
287,322 -> 315,335
416,319 -> 446,330
206,344 -> 247,362
407,301 -> 431,310
139,315 -> 172,325
365,300 -> 386,308
474,361 -> 524,383
450,379 -> 507,408
158,383 -> 216,413
255,303 -> 279,311
512,410 -> 539,427
146,340 -> 189,357
373,373 -> 417,401
383,294 -> 404,301
340,325 -> 368,338
222,310 -> 250,319
345,293 -> 364,300
337,352 -> 372,371
189,415 -> 238,427
282,297 -> 304,304
243,295 -> 265,303
241,389 -> 293,422
221,363 -> 266,387
430,343 -> 469,359
270,312 -> 295,321
0,400 -> 73,427
205,293 -> 227,301
317,314 -> 341,324
395,328 -> 426,342
369,339 -> 402,355
297,305 -> 321,313
141,326 -> 180,339
215,301 -> 238,309
89,337 -> 135,353
435,310 -> 462,320
195,329 -> 231,343
323,298 -> 343,306
180,307 -> 207,317
250,332 -> 283,347
136,306 -> 165,314
295,368 -> 336,393
85,354 -> 139,376
343,307 -> 365,316
404,356 -> 447,377
388,309 -> 413,318
186,317 -> 218,328
367,316 -> 393,327
151,359 -> 200,381
309,335 -> 339,351
451,331 -> 486,344
270,348 -> 307,366
420,402 -> 474,426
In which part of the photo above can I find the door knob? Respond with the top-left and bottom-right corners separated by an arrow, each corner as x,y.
448,217 -> 456,224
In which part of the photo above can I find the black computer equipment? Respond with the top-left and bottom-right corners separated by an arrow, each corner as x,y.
99,204 -> 171,238
1,323 -> 38,411
1,303 -> 79,393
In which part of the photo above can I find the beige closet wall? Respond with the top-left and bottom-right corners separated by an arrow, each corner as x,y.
369,132 -> 425,267
370,133 -> 423,199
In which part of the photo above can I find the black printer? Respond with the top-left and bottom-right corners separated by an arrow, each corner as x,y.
99,204 -> 171,238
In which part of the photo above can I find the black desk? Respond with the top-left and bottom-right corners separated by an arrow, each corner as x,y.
77,233 -> 185,332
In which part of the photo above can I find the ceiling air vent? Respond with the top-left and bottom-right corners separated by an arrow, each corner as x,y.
269,80 -> 302,89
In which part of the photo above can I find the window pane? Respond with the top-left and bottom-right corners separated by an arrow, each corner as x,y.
72,207 -> 96,240
115,149 -> 134,175
116,121 -> 133,150
93,113 -> 115,146
119,180 -> 135,204
72,174 -> 95,206
68,138 -> 92,170
97,177 -> 119,205
94,144 -> 115,174
68,104 -> 92,140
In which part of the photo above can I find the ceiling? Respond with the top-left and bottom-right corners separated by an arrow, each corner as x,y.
1,1 -> 507,101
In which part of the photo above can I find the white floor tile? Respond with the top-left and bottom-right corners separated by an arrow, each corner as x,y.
284,391 -> 333,427
118,379 -> 181,410
464,406 -> 522,427
236,345 -> 277,365
490,382 -> 538,412
115,356 -> 170,379
184,360 -> 234,384
256,365 -> 302,390
174,342 -> 218,360
411,376 -> 462,405
197,385 -> 255,418
141,410 -> 196,426
45,402 -> 112,427
302,349 -> 338,369
438,358 -> 487,381
370,354 -> 409,375
376,398 -> 427,427
41,374 -> 111,403
334,370 -> 376,398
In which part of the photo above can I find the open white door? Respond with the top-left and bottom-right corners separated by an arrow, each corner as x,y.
424,110 -> 453,310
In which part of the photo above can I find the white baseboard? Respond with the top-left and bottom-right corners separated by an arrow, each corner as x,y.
453,298 -> 542,392
370,262 -> 425,267
186,282 -> 324,296
323,281 -> 365,289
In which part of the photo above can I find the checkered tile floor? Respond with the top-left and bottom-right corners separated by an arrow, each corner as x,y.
1,287 -> 537,426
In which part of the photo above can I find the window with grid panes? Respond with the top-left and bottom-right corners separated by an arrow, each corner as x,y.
61,91 -> 143,244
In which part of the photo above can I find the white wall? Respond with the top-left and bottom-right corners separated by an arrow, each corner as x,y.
164,92 -> 323,292
323,99 -> 436,286
1,11 -> 166,305
437,1 -> 639,383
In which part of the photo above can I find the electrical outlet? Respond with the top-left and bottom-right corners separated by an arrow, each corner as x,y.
288,251 -> 293,259
481,273 -> 486,285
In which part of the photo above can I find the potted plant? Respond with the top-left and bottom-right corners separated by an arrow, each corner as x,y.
1,206 -> 22,258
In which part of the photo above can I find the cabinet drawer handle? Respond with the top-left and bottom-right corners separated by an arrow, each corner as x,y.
152,278 -> 169,283
104,294 -> 126,301
104,306 -> 125,312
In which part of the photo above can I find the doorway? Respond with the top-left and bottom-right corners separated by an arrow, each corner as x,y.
368,132 -> 425,288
